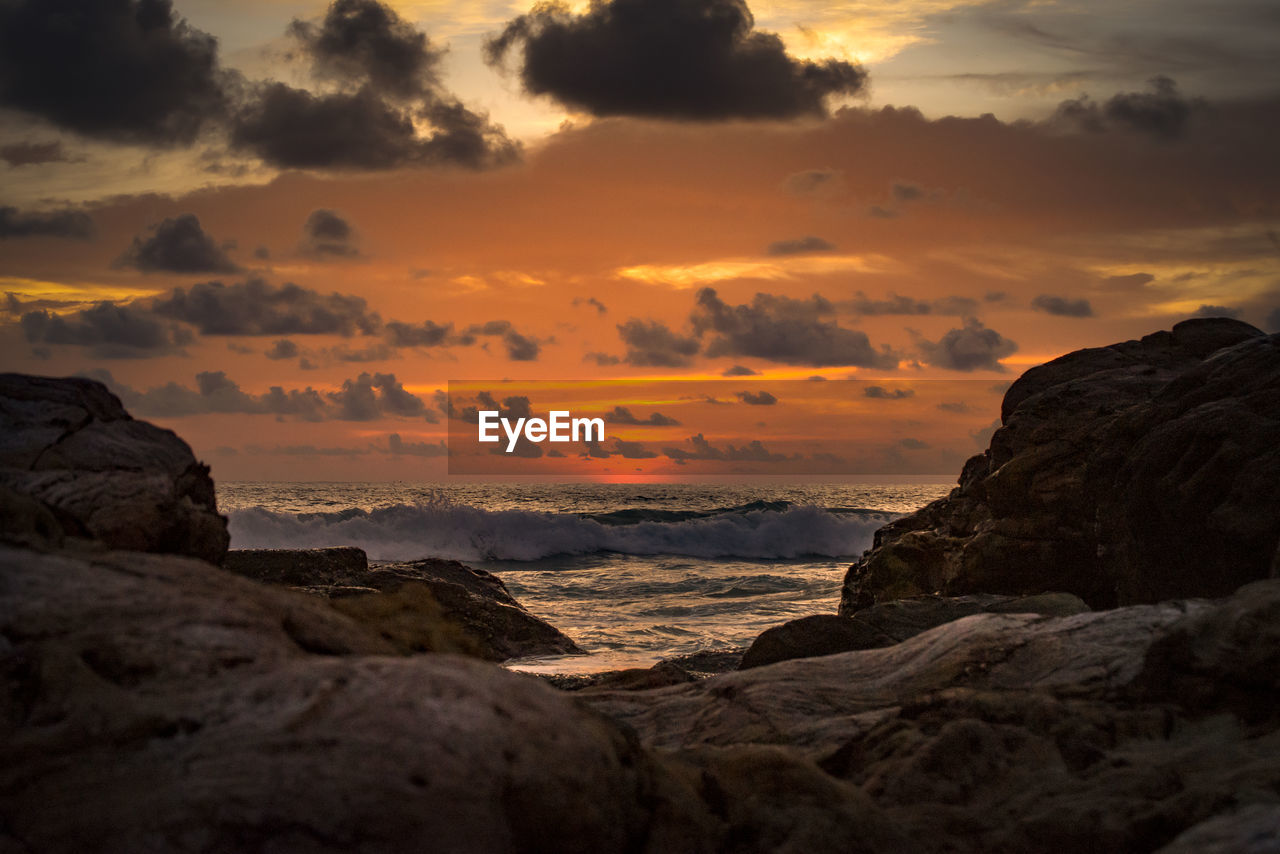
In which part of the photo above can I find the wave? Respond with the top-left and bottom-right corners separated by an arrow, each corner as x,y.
226,500 -> 892,562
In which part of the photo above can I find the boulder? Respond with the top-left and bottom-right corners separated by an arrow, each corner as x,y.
543,649 -> 745,692
0,373 -> 228,563
841,320 -> 1280,611
0,543 -> 904,854
222,548 -> 583,661
740,593 -> 1090,669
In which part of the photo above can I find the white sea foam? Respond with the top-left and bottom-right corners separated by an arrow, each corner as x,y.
227,501 -> 889,562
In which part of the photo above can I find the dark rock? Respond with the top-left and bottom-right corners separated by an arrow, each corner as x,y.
742,594 -> 1090,669
543,648 -> 746,692
222,548 -> 582,661
841,320 -> 1280,611
0,373 -> 228,563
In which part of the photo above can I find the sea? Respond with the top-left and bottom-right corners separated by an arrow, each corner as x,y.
219,481 -> 954,674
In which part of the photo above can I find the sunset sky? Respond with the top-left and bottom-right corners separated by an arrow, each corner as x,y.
1,0 -> 1277,479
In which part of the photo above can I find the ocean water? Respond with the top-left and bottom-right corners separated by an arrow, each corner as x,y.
220,481 -> 953,673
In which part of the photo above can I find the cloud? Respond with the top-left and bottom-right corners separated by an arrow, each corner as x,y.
0,140 -> 74,166
21,303 -> 192,358
0,0 -> 228,145
782,168 -> 844,196
150,278 -> 381,336
864,386 -> 914,400
385,433 -> 448,457
289,0 -> 443,101
484,0 -> 867,120
0,206 -> 92,240
1052,76 -> 1202,140
464,319 -> 541,360
573,297 -> 608,314
265,339 -> 299,360
385,320 -> 456,347
616,318 -> 700,367
766,236 -> 835,256
891,182 -> 926,202
662,433 -> 789,463
610,438 -> 657,459
845,292 -> 977,316
899,437 -> 930,450
692,287 -> 896,368
721,365 -> 757,376
603,406 -> 680,426
329,372 -> 425,420
1191,305 -> 1240,319
301,209 -> 359,257
937,401 -> 970,413
231,1 -> 518,171
914,318 -> 1018,372
736,390 -> 777,405
1031,294 -> 1094,317
116,214 -> 239,273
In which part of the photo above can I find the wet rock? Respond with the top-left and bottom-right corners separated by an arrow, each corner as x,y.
841,320 -> 1280,611
542,648 -> 746,692
222,548 -> 582,661
741,594 -> 1090,669
0,373 -> 228,563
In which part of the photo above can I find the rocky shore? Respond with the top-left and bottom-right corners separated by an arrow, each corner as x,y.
2,320 -> 1278,853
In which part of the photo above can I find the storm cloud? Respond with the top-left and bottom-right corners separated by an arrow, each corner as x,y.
692,288 -> 896,368
0,206 -> 92,240
616,319 -> 700,367
150,279 -> 381,336
0,0 -> 229,145
1032,294 -> 1094,317
484,0 -> 867,120
21,302 -> 192,358
1052,76 -> 1202,140
116,214 -> 240,273
915,318 -> 1018,372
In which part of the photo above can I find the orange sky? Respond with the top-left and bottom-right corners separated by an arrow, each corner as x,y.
1,0 -> 1277,479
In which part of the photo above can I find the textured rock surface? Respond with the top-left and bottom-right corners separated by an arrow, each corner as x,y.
223,548 -> 583,661
0,373 -> 228,563
842,320 -> 1280,611
740,593 -> 1090,669
0,543 -> 905,854
582,581 -> 1280,852
543,648 -> 745,692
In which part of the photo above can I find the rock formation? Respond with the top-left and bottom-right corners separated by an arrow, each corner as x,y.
841,319 -> 1280,611
223,548 -> 583,660
0,373 -> 228,563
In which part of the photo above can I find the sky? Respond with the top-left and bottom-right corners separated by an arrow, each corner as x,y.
1,0 -> 1277,480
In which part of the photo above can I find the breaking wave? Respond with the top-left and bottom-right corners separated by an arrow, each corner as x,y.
227,499 -> 891,562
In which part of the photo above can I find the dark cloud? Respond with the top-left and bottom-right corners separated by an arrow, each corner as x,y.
265,339 -> 300,360
150,278 -> 381,336
891,182 -> 925,202
604,406 -> 680,426
0,206 -> 92,240
864,386 -> 914,400
0,0 -> 228,145
301,209 -> 359,257
610,438 -> 657,459
736,390 -> 777,405
386,433 -> 448,457
116,214 -> 239,273
616,319 -> 700,367
289,0 -> 442,100
21,302 -> 191,357
1191,305 -> 1240,319
232,0 -> 518,171
449,391 -> 532,425
899,437 -> 930,450
573,297 -> 608,314
915,318 -> 1018,372
585,352 -> 622,366
1103,273 -> 1155,290
1052,77 -> 1202,140
721,365 -> 757,376
94,370 -> 329,420
0,140 -> 73,166
464,319 -> 541,360
692,287 -> 896,368
385,319 -> 456,347
484,0 -> 867,120
662,433 -> 789,463
766,235 -> 835,256
845,292 -> 977,316
329,372 -> 425,420
782,168 -> 843,196
1031,294 -> 1094,317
